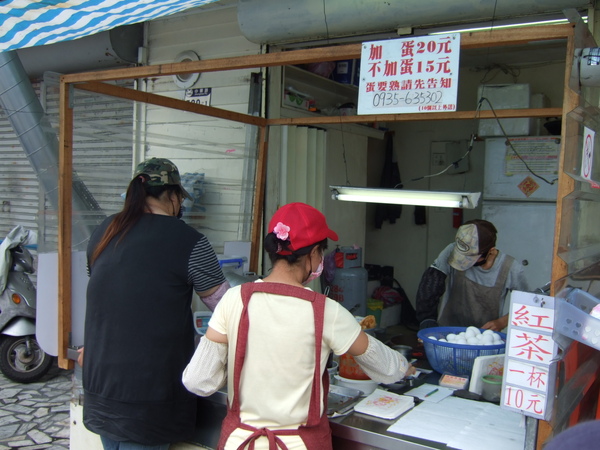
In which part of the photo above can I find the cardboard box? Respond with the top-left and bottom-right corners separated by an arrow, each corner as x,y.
283,91 -> 311,110
379,304 -> 401,328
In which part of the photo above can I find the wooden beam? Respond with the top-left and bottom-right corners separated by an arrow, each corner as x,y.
267,107 -> 563,126
459,23 -> 573,49
75,81 -> 267,127
58,81 -> 74,371
537,26 -> 580,450
250,126 -> 269,273
61,24 -> 573,84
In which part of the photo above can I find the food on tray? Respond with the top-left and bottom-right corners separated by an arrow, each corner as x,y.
359,315 -> 376,330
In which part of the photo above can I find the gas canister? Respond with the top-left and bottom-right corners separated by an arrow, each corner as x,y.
328,247 -> 368,316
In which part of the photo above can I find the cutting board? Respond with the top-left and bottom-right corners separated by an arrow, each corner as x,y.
353,389 -> 415,420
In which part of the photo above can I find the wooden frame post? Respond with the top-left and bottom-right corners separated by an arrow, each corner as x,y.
58,80 -> 74,370
250,125 -> 269,273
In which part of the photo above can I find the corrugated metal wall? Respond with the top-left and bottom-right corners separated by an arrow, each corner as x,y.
0,75 -> 135,253
0,83 -> 42,238
40,75 -> 134,252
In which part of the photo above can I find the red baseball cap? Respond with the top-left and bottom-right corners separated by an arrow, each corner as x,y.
268,202 -> 338,252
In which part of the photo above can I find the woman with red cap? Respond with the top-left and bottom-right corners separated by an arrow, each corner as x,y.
183,202 -> 415,449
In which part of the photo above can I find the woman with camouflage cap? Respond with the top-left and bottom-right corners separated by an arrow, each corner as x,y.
81,157 -> 229,450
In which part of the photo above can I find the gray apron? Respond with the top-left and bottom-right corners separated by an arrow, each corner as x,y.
438,255 -> 513,328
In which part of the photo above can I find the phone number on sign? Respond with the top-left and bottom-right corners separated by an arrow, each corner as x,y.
372,90 -> 445,107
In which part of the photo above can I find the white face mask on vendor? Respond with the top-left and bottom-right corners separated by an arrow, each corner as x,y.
303,258 -> 324,285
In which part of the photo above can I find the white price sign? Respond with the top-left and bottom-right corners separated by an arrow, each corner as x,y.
502,291 -> 557,421
581,126 -> 597,185
503,385 -> 548,418
357,34 -> 460,115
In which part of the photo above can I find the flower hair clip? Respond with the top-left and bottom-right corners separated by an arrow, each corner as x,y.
273,222 -> 290,241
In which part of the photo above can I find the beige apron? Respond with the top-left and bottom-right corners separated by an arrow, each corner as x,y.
438,255 -> 513,327
217,282 -> 332,450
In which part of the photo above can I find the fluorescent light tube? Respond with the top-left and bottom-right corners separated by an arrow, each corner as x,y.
330,186 -> 481,209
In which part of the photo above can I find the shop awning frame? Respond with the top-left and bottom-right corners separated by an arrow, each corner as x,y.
59,21 -> 600,444
0,0 -> 220,52
58,23 -> 575,368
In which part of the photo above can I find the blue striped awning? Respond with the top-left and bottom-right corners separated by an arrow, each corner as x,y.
0,0 -> 219,52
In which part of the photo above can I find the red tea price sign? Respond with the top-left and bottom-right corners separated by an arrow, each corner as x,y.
501,291 -> 558,420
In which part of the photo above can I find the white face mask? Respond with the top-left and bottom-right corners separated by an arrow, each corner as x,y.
303,258 -> 324,285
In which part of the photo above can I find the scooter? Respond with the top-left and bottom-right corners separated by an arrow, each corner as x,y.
0,227 -> 54,383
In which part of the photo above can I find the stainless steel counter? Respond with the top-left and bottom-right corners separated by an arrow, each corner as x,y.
330,411 -> 446,449
192,388 -> 446,450
191,382 -> 537,450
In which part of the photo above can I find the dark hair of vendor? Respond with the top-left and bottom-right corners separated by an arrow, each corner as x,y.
264,233 -> 328,264
90,174 -> 184,265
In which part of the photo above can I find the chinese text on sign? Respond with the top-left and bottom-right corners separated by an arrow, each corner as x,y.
358,34 -> 460,115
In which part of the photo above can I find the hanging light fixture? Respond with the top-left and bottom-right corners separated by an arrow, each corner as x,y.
330,186 -> 481,209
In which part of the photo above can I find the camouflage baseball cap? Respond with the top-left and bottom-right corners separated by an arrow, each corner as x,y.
133,157 -> 193,200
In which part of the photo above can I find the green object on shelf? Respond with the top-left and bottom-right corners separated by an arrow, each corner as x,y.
367,298 -> 383,327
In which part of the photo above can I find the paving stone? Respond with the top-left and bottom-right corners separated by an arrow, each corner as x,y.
0,416 -> 19,427
48,406 -> 69,415
31,409 -> 49,419
3,405 -> 34,415
0,390 -> 21,400
7,440 -> 34,448
17,422 -> 37,435
27,430 -> 52,445
48,427 -> 69,440
16,415 -> 34,422
18,445 -> 52,450
47,442 -> 70,449
0,425 -> 20,440
0,363 -> 70,450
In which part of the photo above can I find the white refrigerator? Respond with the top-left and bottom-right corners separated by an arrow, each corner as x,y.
482,137 -> 560,291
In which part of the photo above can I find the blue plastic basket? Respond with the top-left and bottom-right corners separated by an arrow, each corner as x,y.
417,326 -> 506,376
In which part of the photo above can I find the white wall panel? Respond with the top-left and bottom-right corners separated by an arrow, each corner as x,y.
143,2 -> 261,252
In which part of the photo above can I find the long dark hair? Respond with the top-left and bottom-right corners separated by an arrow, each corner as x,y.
90,175 -> 182,264
264,233 -> 328,265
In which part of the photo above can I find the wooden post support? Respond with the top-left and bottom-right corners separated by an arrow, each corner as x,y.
58,79 -> 74,371
250,125 -> 269,273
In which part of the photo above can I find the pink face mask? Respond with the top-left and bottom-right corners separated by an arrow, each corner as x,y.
304,258 -> 324,285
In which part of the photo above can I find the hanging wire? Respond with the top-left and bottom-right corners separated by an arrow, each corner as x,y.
406,0 -> 557,187
397,0 -> 500,187
321,0 -> 330,42
321,0 -> 351,185
479,97 -> 558,185
477,63 -> 521,84
408,99 -> 484,184
470,1 -> 559,186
